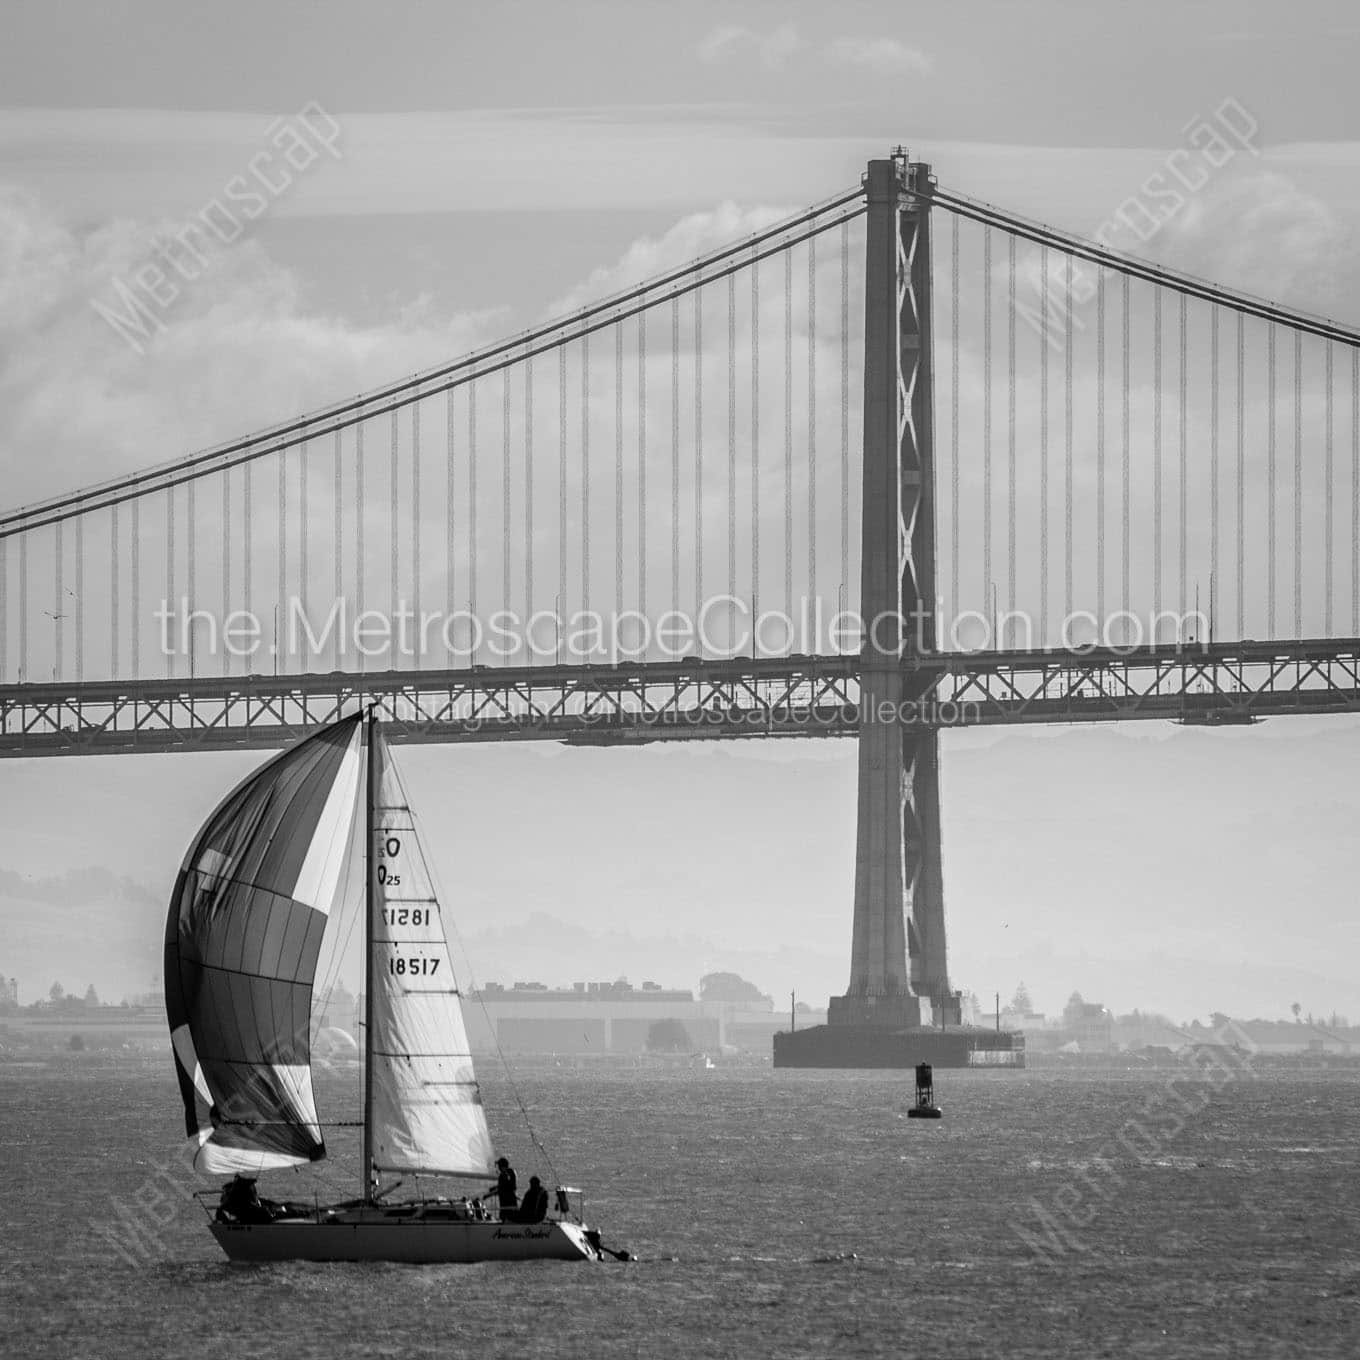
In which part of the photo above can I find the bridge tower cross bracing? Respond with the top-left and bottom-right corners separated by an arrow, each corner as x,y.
828,152 -> 963,1032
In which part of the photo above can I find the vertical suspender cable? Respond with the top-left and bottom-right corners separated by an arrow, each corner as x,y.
1096,275 -> 1106,629
390,409 -> 400,658
187,480 -> 196,672
1267,326 -> 1276,636
0,537 -> 7,681
616,325 -> 625,616
694,289 -> 704,618
54,522 -> 64,679
1152,290 -> 1162,620
446,390 -> 456,649
222,471 -> 231,675
274,453 -> 284,672
751,253 -> 761,632
638,315 -> 647,632
672,296 -> 681,615
503,371 -> 512,623
1121,275 -> 1131,626
166,487 -> 175,676
244,458 -> 253,649
1324,344 -> 1334,634
840,220 -> 850,612
806,239 -> 816,623
19,534 -> 28,681
1064,253 -> 1074,626
983,227 -> 992,613
411,406 -> 421,653
1039,247 -> 1049,641
110,508 -> 119,679
332,432 -> 342,668
950,214 -> 959,626
131,500 -> 140,678
1293,331 -> 1302,636
559,344 -> 568,629
1236,315 -> 1245,638
300,442 -> 310,648
582,332 -> 591,632
355,423 -> 365,671
525,356 -> 535,628
468,384 -> 479,663
1352,349 -> 1359,634
1178,295 -> 1188,618
728,273 -> 738,603
74,516 -> 84,681
1006,235 -> 1016,619
1210,311 -> 1219,634
784,246 -> 794,623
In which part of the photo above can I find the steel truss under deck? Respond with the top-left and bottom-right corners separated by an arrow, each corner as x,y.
2,639 -> 1358,757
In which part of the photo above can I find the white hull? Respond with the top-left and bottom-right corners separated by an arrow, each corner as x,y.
210,1215 -> 599,1263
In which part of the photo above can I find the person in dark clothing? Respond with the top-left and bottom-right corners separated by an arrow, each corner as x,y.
487,1157 -> 517,1214
517,1176 -> 549,1224
217,1175 -> 272,1224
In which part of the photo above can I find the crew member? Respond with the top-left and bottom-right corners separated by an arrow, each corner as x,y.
487,1156 -> 517,1213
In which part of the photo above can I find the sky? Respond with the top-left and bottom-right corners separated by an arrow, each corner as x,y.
2,0 -> 1360,1023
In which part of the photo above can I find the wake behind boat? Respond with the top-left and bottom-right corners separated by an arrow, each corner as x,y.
164,711 -> 614,1264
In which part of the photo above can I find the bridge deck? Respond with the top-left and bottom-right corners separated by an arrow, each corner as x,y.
2,640 -> 1358,757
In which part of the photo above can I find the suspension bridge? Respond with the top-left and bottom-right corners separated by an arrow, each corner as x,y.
3,150 -> 1359,1051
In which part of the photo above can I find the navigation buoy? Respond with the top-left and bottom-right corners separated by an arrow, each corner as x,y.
906,1061 -> 942,1119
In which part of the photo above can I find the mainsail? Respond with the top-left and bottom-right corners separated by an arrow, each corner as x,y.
164,714 -> 365,1173
368,727 -> 494,1177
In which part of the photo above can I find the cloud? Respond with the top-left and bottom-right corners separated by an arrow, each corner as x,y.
826,36 -> 934,76
696,23 -> 803,70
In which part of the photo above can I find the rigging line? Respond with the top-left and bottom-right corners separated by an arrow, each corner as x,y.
502,370 -> 511,625
1153,290 -> 1162,619
983,226 -> 992,611
950,212 -> 959,625
840,218 -> 850,611
728,272 -> 738,602
616,324 -> 624,617
1007,235 -> 1016,619
525,355 -> 535,626
1121,274 -> 1130,624
695,288 -> 704,618
5,206 -> 868,541
110,508 -> 118,679
1096,274 -> 1106,627
1210,310 -> 1219,633
1064,252 -> 1074,624
638,313 -> 647,635
1236,313 -> 1245,638
933,190 -> 1360,350
806,232 -> 816,617
1178,296 -> 1188,618
1293,330 -> 1302,637
784,246 -> 793,624
74,515 -> 83,681
1039,246 -> 1049,642
582,332 -> 591,633
751,250 -> 761,632
1325,343 -> 1334,634
559,344 -> 568,629
1267,325 -> 1276,636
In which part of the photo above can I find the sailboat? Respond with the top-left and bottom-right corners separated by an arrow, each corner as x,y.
164,711 -> 605,1263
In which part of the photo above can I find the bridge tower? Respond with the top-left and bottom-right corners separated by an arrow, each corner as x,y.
827,152 -> 963,1035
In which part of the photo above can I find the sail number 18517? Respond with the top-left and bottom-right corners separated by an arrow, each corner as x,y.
388,956 -> 440,976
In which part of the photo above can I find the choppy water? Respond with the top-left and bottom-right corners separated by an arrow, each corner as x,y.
2,1056 -> 1359,1358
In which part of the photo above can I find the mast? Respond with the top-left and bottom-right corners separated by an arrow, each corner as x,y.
362,709 -> 377,1203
